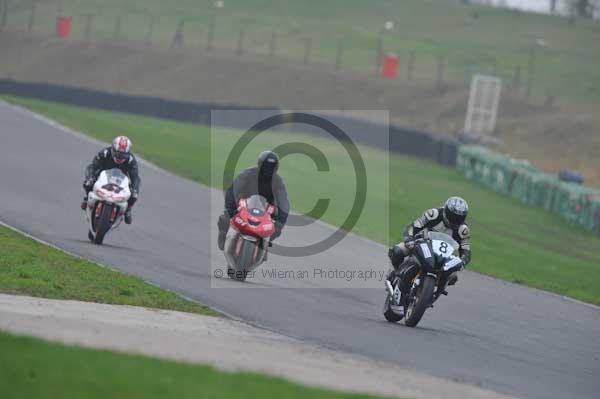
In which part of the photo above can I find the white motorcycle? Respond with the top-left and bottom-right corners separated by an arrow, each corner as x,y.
84,168 -> 131,245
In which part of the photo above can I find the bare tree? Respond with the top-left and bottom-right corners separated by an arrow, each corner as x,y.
566,0 -> 599,17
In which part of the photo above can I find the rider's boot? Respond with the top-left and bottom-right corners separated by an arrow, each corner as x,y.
217,213 -> 230,251
447,272 -> 458,286
217,231 -> 227,251
386,267 -> 403,307
124,207 -> 133,224
387,246 -> 406,284
386,268 -> 397,283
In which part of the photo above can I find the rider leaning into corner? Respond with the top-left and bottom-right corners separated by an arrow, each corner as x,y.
81,136 -> 141,224
217,150 -> 290,251
387,196 -> 471,303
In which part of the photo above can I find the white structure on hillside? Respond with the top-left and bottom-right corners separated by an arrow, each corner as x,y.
469,0 -> 589,16
464,75 -> 502,136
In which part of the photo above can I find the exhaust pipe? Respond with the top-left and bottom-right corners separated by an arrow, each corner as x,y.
385,280 -> 394,297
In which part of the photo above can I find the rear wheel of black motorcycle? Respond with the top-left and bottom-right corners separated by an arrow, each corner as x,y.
93,204 -> 113,245
404,275 -> 436,327
383,295 -> 403,323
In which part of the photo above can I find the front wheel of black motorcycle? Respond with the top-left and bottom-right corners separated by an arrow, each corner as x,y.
404,275 -> 436,327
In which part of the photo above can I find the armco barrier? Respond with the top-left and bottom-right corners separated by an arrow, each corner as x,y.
458,145 -> 600,235
0,79 -> 277,125
4,79 -> 596,233
0,79 -> 457,166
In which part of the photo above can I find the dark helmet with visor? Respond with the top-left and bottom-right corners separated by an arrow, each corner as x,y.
257,150 -> 279,177
443,196 -> 469,228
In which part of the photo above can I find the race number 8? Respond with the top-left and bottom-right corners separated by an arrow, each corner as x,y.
439,242 -> 448,254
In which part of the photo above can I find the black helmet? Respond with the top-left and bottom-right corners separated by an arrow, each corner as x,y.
443,196 -> 469,228
257,150 -> 279,177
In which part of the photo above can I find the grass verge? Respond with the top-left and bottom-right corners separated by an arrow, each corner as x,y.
3,95 -> 600,305
0,331 -> 384,399
0,224 -> 216,316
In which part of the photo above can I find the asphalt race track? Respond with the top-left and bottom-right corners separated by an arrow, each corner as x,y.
1,101 -> 599,399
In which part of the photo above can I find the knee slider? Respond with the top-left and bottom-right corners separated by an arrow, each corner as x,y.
217,214 -> 230,232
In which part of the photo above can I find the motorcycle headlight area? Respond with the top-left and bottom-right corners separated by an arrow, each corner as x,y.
95,188 -> 125,202
94,188 -> 107,198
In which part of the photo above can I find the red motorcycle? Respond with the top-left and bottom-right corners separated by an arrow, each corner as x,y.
224,195 -> 276,281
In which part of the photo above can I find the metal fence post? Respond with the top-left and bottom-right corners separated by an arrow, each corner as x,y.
27,2 -> 37,33
406,50 -> 415,80
145,16 -> 155,46
1,0 -> 8,31
436,56 -> 446,90
512,65 -> 521,90
464,64 -> 471,88
171,19 -> 185,48
113,16 -> 122,40
206,16 -> 215,52
527,45 -> 536,99
374,29 -> 383,77
84,13 -> 93,41
303,38 -> 312,65
236,29 -> 244,57
335,38 -> 344,72
268,30 -> 277,59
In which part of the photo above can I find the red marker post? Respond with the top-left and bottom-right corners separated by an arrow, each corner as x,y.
56,16 -> 72,39
382,54 -> 399,79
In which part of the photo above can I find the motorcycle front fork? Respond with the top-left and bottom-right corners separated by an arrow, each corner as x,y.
405,274 -> 448,307
391,266 -> 448,307
432,278 -> 449,304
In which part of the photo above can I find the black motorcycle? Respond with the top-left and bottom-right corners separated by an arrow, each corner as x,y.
383,231 -> 462,327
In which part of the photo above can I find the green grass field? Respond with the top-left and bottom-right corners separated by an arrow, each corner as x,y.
4,95 -> 600,304
4,0 -> 600,102
0,331 -> 385,399
0,224 -> 216,315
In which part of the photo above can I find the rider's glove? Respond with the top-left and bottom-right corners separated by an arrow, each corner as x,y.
83,178 -> 94,191
128,192 -> 139,206
272,220 -> 284,240
404,238 -> 416,250
387,247 -> 394,260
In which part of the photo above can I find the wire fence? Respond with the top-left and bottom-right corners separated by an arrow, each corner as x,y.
1,0 -> 597,104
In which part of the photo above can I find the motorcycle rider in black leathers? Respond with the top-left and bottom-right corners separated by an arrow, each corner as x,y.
217,150 -> 290,251
81,136 -> 141,225
387,197 -> 471,308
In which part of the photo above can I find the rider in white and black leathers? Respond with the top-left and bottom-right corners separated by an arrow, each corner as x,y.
81,136 -> 141,224
387,197 -> 471,287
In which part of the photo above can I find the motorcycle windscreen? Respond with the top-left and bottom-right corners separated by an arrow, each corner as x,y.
104,168 -> 129,186
427,231 -> 459,252
245,194 -> 269,217
428,232 -> 460,257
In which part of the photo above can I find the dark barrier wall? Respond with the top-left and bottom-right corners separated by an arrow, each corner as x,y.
0,79 -> 457,166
